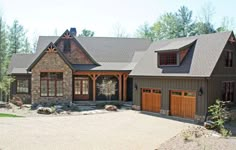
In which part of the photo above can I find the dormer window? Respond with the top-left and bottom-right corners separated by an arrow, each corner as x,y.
159,52 -> 178,66
63,39 -> 71,52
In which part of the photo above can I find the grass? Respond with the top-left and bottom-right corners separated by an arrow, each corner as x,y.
0,113 -> 22,117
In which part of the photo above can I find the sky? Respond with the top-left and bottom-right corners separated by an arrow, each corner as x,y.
0,0 -> 236,42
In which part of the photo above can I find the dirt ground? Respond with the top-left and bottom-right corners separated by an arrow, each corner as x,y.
0,110 -> 191,150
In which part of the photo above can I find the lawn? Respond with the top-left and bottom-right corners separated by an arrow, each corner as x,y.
0,113 -> 22,117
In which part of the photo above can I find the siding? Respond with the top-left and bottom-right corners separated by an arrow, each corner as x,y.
209,40 -> 236,105
132,77 -> 207,116
10,74 -> 31,104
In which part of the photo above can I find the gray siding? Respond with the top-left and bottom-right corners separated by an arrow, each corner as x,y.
211,40 -> 236,76
132,77 -> 207,116
209,40 -> 236,105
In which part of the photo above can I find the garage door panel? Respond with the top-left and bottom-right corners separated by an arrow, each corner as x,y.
170,91 -> 196,119
153,94 -> 161,112
142,88 -> 161,113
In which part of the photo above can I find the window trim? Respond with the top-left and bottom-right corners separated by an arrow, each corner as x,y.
158,51 -> 179,67
222,81 -> 234,102
225,49 -> 233,68
74,77 -> 89,96
40,72 -> 64,97
16,79 -> 29,94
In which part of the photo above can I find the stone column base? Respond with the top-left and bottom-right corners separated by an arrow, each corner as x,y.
131,105 -> 141,111
194,115 -> 205,123
160,109 -> 169,115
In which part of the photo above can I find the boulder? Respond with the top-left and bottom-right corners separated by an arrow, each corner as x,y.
204,121 -> 216,129
37,107 -> 54,114
131,105 -> 141,111
55,108 -> 64,114
10,96 -> 23,108
105,105 -> 117,111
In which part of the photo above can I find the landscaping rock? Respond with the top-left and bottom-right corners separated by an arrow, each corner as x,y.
105,105 -> 117,111
131,105 -> 140,111
37,107 -> 54,114
10,96 -> 23,108
55,108 -> 64,114
204,121 -> 216,129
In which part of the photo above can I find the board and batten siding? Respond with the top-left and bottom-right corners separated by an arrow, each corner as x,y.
209,40 -> 236,105
132,77 -> 208,117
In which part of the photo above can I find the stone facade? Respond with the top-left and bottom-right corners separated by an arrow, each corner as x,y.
31,51 -> 72,104
160,109 -> 170,115
57,39 -> 93,64
194,114 -> 206,123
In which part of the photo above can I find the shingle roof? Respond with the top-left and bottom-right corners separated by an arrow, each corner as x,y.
8,36 -> 151,74
8,54 -> 35,74
156,38 -> 196,51
130,31 -> 233,77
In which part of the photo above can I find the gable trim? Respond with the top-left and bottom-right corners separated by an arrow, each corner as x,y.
54,30 -> 100,66
27,42 -> 73,72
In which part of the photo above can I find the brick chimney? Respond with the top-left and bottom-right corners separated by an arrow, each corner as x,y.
70,28 -> 77,36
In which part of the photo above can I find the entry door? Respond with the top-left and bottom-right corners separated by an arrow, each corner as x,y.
74,77 -> 89,100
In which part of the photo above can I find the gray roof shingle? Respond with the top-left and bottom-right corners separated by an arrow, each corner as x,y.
130,31 -> 233,77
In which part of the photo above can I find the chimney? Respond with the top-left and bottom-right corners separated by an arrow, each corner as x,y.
70,28 -> 77,36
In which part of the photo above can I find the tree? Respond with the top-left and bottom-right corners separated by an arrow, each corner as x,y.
78,29 -> 94,37
193,22 -> 216,35
176,6 -> 195,37
0,16 -> 8,81
151,13 -> 180,40
8,20 -> 31,56
217,17 -> 235,32
112,23 -> 129,37
136,23 -> 154,40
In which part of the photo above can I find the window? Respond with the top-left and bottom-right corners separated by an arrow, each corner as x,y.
40,72 -> 63,97
159,52 -> 177,65
222,82 -> 234,102
225,50 -> 233,67
74,77 -> 89,95
17,79 -> 29,93
63,39 -> 71,52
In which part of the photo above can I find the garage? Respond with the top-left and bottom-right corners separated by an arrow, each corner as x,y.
170,90 -> 196,119
142,88 -> 161,113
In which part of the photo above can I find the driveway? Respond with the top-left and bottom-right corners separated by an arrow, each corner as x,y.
0,110 -> 191,150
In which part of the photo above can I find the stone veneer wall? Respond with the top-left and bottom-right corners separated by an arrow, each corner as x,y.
31,52 -> 72,104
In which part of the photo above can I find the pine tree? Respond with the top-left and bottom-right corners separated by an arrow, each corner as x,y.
8,20 -> 31,57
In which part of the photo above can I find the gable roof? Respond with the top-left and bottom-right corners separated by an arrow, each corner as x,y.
54,30 -> 100,65
27,43 -> 73,71
130,31 -> 233,77
36,36 -> 152,62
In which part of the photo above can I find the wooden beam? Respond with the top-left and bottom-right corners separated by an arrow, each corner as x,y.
123,73 -> 129,101
117,74 -> 122,101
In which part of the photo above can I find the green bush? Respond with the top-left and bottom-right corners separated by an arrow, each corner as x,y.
208,99 -> 231,137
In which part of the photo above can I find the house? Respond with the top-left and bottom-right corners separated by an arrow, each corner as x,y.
8,28 -> 236,122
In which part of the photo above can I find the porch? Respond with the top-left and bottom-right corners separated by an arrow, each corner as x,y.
72,71 -> 130,102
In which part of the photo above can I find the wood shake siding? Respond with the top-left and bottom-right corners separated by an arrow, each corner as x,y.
132,77 -> 207,116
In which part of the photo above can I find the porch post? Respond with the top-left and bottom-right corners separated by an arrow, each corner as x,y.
89,74 -> 99,101
118,74 -> 122,101
123,73 -> 128,101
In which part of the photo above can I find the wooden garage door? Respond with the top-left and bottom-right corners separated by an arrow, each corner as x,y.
170,90 -> 196,119
142,88 -> 161,113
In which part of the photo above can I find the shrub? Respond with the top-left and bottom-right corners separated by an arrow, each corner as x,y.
208,99 -> 231,137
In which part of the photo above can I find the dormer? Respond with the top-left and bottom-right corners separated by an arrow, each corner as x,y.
155,39 -> 196,67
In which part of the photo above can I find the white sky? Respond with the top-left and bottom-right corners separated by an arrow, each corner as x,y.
0,0 -> 236,42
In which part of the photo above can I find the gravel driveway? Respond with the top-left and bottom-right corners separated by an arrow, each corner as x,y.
0,110 -> 191,150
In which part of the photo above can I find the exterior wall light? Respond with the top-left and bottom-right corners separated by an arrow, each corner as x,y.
135,83 -> 138,90
198,87 -> 203,96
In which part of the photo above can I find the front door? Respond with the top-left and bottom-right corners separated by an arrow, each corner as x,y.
74,77 -> 89,100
